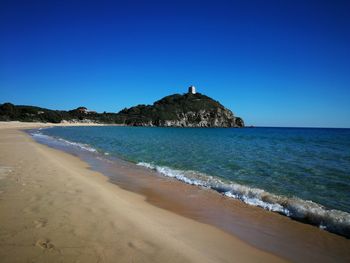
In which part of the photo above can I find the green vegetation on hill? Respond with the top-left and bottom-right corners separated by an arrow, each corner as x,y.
0,103 -> 122,124
124,93 -> 223,117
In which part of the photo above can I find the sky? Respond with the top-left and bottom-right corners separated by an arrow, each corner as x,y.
1,0 -> 350,127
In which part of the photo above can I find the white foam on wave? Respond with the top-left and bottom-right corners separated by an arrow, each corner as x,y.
56,138 -> 97,153
31,132 -> 53,140
31,131 -> 97,153
138,162 -> 212,186
224,191 -> 288,214
137,162 -> 350,237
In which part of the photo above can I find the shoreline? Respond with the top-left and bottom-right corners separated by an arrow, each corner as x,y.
0,123 -> 286,262
29,125 -> 350,236
28,125 -> 350,262
0,121 -> 110,129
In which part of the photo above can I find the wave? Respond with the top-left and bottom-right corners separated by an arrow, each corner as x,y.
31,130 -> 98,153
137,162 -> 350,238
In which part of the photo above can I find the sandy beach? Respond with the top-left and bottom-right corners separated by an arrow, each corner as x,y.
0,122 -> 285,262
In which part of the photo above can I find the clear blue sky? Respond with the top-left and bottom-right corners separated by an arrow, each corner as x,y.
1,0 -> 349,127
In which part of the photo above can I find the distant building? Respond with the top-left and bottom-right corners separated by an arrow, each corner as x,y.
76,107 -> 96,114
188,85 -> 196,94
77,107 -> 88,113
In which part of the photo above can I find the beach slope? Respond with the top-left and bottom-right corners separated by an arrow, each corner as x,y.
0,124 -> 285,262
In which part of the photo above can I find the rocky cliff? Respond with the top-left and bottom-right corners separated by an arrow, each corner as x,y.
117,93 -> 244,128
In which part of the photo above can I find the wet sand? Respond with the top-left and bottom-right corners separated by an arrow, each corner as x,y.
0,123 -> 286,262
100,158 -> 350,262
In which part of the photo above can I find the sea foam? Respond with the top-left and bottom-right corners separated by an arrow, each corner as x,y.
137,162 -> 350,237
32,130 -> 97,153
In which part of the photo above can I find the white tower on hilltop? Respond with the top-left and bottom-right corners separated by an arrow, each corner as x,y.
188,85 -> 196,94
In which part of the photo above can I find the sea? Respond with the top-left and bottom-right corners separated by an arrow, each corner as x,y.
30,126 -> 350,237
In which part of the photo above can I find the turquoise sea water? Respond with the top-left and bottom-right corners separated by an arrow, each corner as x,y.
32,126 -> 350,236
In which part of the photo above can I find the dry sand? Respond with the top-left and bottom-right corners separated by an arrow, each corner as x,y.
0,123 -> 286,263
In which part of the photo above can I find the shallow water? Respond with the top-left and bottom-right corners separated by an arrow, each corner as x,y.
32,126 -> 350,237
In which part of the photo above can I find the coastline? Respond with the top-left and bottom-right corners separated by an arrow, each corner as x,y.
0,121 -> 110,129
28,125 -> 350,262
0,122 -> 285,262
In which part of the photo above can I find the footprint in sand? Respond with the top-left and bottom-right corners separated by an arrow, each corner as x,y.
34,218 -> 48,228
35,239 -> 55,249
128,240 -> 156,254
0,166 -> 12,179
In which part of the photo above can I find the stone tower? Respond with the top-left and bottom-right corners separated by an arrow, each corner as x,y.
188,85 -> 196,94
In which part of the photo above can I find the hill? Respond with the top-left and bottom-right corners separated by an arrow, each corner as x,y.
117,92 -> 244,127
